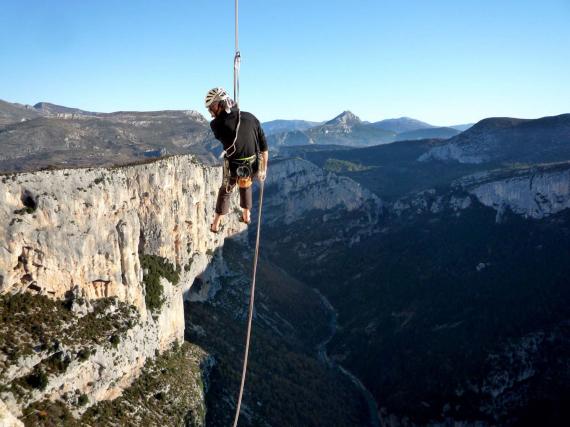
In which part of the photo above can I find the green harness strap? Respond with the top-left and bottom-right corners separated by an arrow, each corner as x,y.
235,154 -> 256,161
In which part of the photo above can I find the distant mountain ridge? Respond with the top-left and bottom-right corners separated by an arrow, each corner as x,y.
3,99 -> 567,172
450,123 -> 474,132
372,116 -> 434,133
33,102 -> 98,117
262,119 -> 322,135
419,113 -> 570,164
0,100 -> 215,173
268,111 -> 397,149
395,126 -> 460,141
266,113 -> 470,150
0,99 -> 43,126
2,100 -> 466,156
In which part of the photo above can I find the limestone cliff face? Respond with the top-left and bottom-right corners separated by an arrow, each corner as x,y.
0,155 -> 244,414
462,165 -> 570,219
417,138 -> 487,164
0,398 -> 23,426
263,158 -> 382,225
391,164 -> 570,222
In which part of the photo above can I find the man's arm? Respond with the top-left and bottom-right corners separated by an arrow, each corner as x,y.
257,120 -> 269,181
258,150 -> 269,181
210,119 -> 222,141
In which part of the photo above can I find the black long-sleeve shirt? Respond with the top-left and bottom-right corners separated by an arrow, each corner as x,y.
210,108 -> 268,160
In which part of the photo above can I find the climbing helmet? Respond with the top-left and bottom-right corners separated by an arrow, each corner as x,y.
205,87 -> 229,108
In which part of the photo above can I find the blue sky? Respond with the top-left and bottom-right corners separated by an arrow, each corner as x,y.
1,0 -> 569,125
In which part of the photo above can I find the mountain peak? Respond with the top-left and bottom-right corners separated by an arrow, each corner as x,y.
372,117 -> 434,133
326,111 -> 362,126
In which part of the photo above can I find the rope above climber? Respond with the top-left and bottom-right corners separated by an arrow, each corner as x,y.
205,87 -> 269,233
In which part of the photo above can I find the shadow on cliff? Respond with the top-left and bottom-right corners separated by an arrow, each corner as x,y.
180,226 -> 371,426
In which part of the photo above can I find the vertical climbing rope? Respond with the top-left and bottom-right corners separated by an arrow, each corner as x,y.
232,182 -> 264,427
231,0 -> 266,426
233,0 -> 241,108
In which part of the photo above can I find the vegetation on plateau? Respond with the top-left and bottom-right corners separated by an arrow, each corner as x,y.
21,342 -> 208,427
0,293 -> 139,400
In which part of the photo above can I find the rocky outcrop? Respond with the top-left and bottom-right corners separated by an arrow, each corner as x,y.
462,164 -> 570,219
417,136 -> 488,164
0,399 -> 23,427
263,158 -> 382,225
0,155 -> 245,416
0,155 -> 243,304
389,163 -> 570,221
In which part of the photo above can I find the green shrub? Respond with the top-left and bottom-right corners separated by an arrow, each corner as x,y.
25,368 -> 49,390
140,254 -> 181,312
77,348 -> 91,361
44,351 -> 71,374
78,394 -> 89,406
110,335 -> 120,348
13,206 -> 35,215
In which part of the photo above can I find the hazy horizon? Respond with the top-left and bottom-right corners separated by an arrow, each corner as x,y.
4,97 -> 569,129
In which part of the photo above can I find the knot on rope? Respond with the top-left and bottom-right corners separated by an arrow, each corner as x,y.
234,51 -> 241,70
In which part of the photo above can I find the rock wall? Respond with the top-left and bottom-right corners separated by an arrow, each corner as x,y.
466,166 -> 570,219
417,137 -> 488,164
0,155 -> 245,415
263,158 -> 382,225
0,398 -> 23,427
390,164 -> 570,222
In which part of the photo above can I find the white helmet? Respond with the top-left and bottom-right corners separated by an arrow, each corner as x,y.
205,87 -> 229,108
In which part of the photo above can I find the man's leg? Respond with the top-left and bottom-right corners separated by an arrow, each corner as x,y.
212,160 -> 234,232
212,180 -> 236,232
212,185 -> 231,231
239,185 -> 253,223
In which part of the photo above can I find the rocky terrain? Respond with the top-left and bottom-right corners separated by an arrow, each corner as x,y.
1,102 -> 569,426
0,154 -> 246,424
0,100 -> 218,173
258,113 -> 570,426
0,101 -> 43,127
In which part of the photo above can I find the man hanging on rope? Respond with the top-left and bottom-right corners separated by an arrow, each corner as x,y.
205,87 -> 268,233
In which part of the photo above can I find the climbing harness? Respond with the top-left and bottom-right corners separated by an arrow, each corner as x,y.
230,1 -> 266,426
222,153 -> 256,193
235,155 -> 257,189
